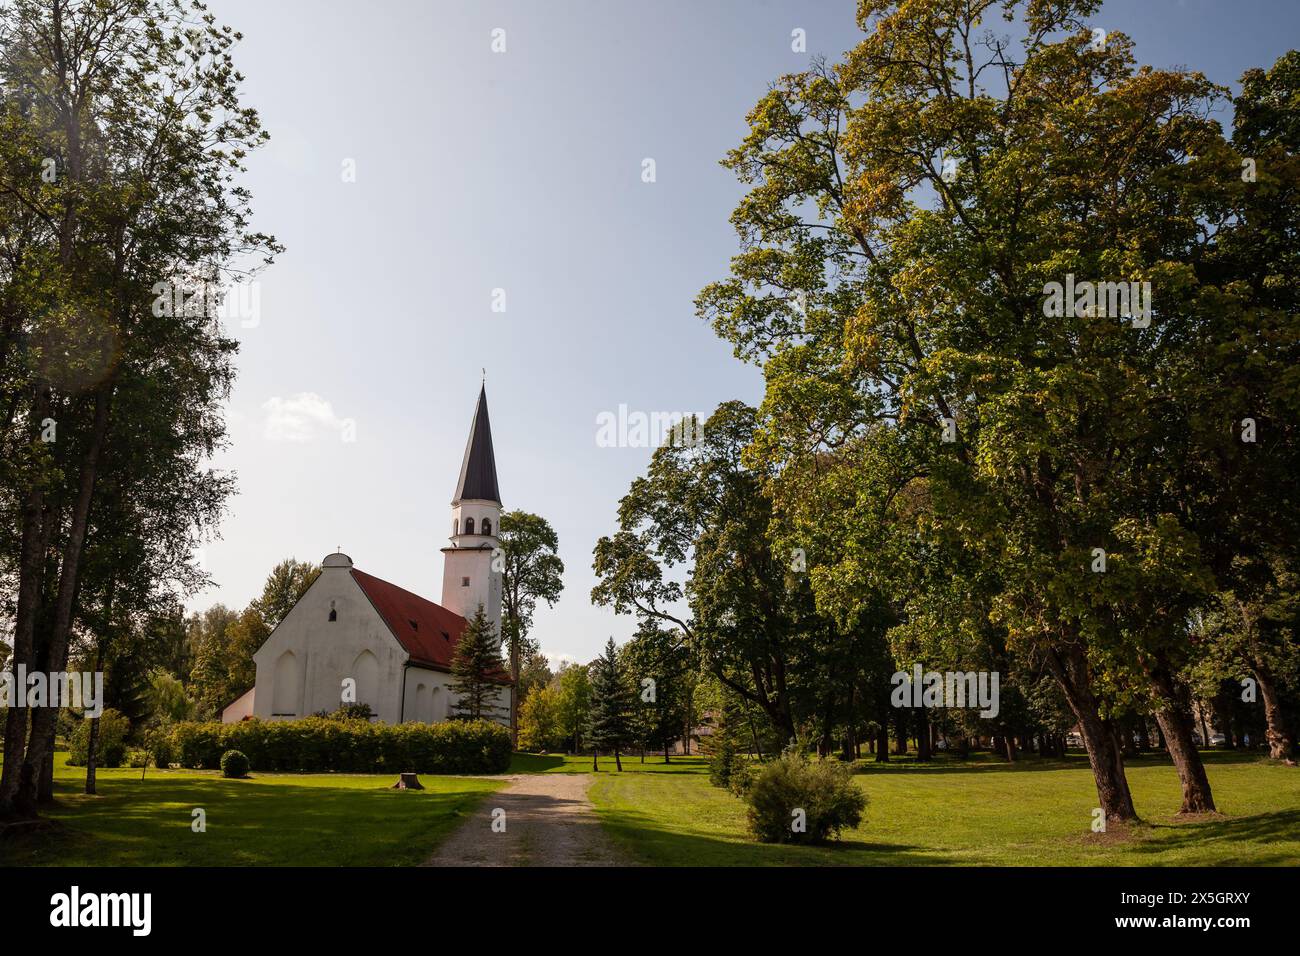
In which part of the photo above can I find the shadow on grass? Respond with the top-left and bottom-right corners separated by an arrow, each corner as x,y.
850,749 -> 1273,776
0,774 -> 496,867
507,753 -> 566,772
596,802 -> 950,867
1129,809 -> 1300,866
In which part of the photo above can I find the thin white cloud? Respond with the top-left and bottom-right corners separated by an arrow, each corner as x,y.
261,392 -> 347,442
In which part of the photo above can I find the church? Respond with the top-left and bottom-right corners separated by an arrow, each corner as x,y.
222,385 -> 512,726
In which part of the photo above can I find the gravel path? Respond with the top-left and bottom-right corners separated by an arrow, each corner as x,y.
422,774 -> 631,867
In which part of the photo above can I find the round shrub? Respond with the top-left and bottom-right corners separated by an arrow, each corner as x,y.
220,749 -> 250,779
744,750 -> 866,844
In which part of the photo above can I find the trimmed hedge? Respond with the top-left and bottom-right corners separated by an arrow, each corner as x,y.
169,717 -> 511,774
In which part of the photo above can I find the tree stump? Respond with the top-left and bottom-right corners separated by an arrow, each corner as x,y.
391,772 -> 424,790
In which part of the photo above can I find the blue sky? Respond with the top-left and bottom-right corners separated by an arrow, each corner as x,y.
196,0 -> 1300,665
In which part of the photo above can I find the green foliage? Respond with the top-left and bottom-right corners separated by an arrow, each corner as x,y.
0,0 -> 282,814
145,668 -> 195,724
744,750 -> 866,844
251,559 -> 321,631
68,709 -> 130,768
586,638 -> 634,757
220,750 -> 250,779
148,729 -> 173,770
168,718 -> 512,774
708,734 -> 751,795
517,650 -> 555,706
449,605 -> 508,721
498,512 -> 565,700
324,702 -> 374,722
621,623 -> 692,758
554,662 -> 592,751
518,684 -> 563,752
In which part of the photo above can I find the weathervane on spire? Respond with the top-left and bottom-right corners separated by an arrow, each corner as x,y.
481,367 -> 485,385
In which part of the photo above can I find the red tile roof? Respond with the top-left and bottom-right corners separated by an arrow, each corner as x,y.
350,568 -> 510,683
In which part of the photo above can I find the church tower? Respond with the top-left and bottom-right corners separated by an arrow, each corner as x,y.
440,384 -> 503,639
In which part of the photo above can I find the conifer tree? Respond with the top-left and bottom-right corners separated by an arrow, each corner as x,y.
586,638 -> 633,770
450,606 -> 507,721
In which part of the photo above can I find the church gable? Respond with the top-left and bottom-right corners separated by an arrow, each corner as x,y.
252,556 -> 405,670
251,555 -> 412,720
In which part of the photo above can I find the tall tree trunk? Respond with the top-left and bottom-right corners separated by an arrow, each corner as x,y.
1150,668 -> 1216,813
0,414 -> 52,819
1046,645 -> 1138,823
875,724 -> 889,762
916,708 -> 931,761
19,388 -> 111,813
1253,663 -> 1295,761
1155,706 -> 1217,813
1136,718 -> 1150,752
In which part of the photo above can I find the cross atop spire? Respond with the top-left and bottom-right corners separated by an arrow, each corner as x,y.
452,383 -> 501,505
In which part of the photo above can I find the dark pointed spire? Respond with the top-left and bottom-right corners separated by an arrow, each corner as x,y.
453,384 -> 500,504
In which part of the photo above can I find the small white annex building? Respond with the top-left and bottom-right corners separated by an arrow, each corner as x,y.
236,386 -> 511,725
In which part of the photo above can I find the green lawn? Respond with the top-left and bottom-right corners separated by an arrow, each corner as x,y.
6,749 -> 1297,866
0,752 -> 505,867
508,751 -> 710,774
588,750 -> 1300,866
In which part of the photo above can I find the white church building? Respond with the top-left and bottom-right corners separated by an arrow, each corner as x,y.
223,386 -> 512,726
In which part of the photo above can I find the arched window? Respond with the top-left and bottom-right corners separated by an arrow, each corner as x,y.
481,518 -> 491,536
272,651 -> 301,716
465,517 -> 475,534
351,650 -> 379,713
